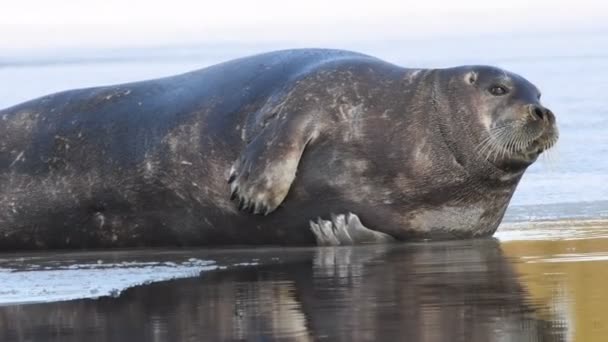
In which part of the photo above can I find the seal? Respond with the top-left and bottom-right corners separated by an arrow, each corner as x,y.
0,49 -> 558,250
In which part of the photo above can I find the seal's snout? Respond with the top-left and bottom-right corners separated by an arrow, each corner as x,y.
522,103 -> 558,155
527,104 -> 555,124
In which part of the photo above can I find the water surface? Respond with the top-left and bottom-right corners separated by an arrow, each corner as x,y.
1,221 -> 607,341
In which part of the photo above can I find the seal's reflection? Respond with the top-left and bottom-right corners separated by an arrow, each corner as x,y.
0,239 -> 565,341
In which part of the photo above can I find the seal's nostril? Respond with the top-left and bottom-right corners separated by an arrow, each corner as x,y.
533,107 -> 545,121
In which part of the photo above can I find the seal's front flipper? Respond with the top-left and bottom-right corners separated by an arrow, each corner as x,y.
228,113 -> 317,215
310,213 -> 396,246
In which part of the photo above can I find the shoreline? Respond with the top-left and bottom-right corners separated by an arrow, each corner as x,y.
497,217 -> 608,241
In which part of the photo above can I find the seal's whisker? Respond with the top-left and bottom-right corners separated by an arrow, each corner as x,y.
490,132 -> 509,161
507,136 -> 518,157
475,131 -> 500,160
540,138 -> 560,171
477,120 -> 551,160
478,133 -> 504,162
478,119 -> 548,163
501,131 -> 518,159
493,131 -> 507,160
488,131 -> 509,161
512,131 -> 528,155
476,135 -> 496,160
491,127 -> 514,160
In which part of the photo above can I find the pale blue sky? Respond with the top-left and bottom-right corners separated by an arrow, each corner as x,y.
1,0 -> 607,50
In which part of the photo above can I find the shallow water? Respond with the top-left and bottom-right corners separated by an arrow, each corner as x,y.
0,221 -> 607,341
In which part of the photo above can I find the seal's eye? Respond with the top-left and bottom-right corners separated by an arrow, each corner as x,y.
489,85 -> 509,96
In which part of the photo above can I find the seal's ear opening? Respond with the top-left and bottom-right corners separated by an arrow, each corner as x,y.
466,71 -> 478,85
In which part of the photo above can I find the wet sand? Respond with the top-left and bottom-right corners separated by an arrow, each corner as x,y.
1,220 -> 607,341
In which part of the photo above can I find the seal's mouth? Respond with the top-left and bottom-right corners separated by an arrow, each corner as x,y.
516,128 -> 559,160
525,131 -> 559,154
477,117 -> 559,164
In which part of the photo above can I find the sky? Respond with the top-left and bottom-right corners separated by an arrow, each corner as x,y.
1,0 -> 608,51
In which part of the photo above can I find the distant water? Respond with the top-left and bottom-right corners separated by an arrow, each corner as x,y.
1,32 -> 606,223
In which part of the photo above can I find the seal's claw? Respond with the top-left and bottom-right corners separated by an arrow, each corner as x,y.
309,213 -> 397,246
226,107 -> 312,216
230,187 -> 238,201
227,154 -> 298,215
253,203 -> 262,215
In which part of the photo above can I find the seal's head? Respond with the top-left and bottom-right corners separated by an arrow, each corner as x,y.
441,66 -> 559,174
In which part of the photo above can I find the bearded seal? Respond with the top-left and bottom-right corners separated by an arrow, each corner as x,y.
0,49 -> 558,250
